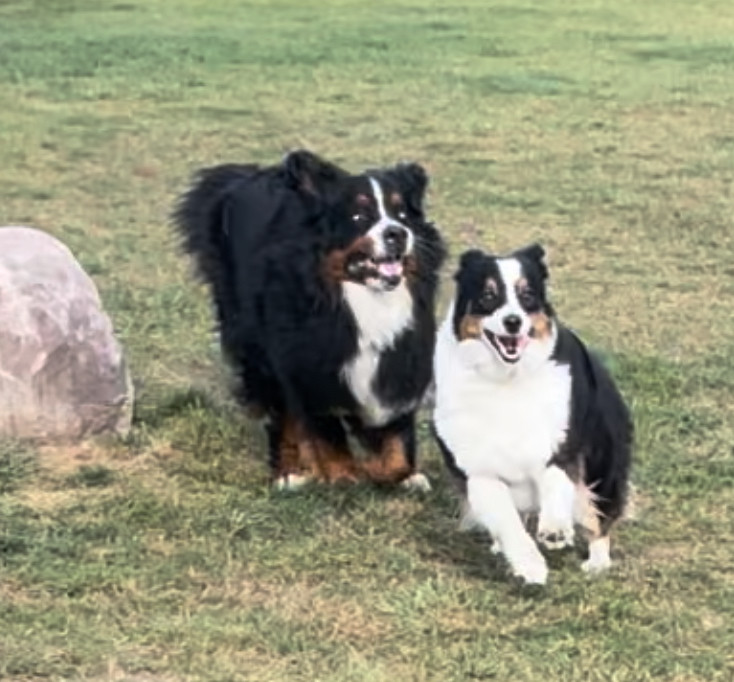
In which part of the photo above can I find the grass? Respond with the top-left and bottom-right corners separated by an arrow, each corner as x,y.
1,0 -> 734,679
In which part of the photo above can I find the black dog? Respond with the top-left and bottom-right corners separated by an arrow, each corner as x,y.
175,150 -> 445,489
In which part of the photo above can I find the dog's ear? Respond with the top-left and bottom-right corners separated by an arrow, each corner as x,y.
515,242 -> 548,280
456,249 -> 486,274
393,162 -> 429,215
454,249 -> 490,284
283,149 -> 348,198
452,249 -> 489,338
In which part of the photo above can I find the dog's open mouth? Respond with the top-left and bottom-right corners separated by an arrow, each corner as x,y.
373,256 -> 404,288
346,253 -> 404,290
484,330 -> 528,364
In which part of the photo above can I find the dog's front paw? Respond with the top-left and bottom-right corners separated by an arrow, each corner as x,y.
537,512 -> 575,551
400,472 -> 432,492
508,544 -> 548,585
273,473 -> 312,491
537,524 -> 575,551
581,537 -> 612,575
581,554 -> 612,575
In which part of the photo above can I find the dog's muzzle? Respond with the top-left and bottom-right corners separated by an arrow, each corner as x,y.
371,224 -> 408,288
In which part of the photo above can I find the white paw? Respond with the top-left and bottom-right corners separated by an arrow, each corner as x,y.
273,473 -> 311,491
582,536 -> 612,575
508,545 -> 548,585
582,553 -> 612,575
400,472 -> 432,492
537,521 -> 575,550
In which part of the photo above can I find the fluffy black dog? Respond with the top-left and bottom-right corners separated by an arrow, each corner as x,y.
175,150 -> 445,489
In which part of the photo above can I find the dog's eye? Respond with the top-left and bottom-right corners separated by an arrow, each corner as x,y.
519,289 -> 537,307
397,210 -> 408,221
352,213 -> 365,223
481,290 -> 496,307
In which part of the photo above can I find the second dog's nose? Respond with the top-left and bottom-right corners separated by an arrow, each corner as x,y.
503,314 -> 522,334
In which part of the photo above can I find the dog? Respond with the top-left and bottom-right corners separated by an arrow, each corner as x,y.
432,244 -> 632,584
175,150 -> 446,489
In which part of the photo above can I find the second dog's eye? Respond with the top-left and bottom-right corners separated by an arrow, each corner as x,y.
481,290 -> 496,307
519,288 -> 537,307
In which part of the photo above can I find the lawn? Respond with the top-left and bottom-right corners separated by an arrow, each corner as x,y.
1,0 -> 734,680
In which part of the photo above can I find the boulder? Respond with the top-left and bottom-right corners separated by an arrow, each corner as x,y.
0,226 -> 133,441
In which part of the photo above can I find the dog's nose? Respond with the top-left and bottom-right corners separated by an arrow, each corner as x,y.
503,314 -> 522,334
383,225 -> 408,254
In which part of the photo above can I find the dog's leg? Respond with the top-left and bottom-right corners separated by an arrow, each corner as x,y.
398,417 -> 432,492
582,535 -> 612,574
307,417 -> 361,483
537,465 -> 577,550
357,415 -> 429,489
361,433 -> 414,485
467,475 -> 548,585
573,481 -> 614,574
270,414 -> 319,490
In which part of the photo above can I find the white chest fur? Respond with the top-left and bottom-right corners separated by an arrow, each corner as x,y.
433,319 -> 572,489
341,281 -> 413,426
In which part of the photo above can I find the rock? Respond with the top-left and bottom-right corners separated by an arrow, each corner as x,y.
0,226 -> 133,441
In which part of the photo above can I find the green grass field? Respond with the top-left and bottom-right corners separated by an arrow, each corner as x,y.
2,0 -> 734,679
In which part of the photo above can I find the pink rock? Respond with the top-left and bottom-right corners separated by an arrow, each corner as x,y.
0,226 -> 133,440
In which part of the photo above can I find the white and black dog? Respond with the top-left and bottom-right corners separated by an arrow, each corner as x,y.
432,244 -> 632,584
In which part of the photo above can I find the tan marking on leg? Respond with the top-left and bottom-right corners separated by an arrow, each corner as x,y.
575,481 -> 617,574
308,435 -> 361,483
361,434 -> 412,484
275,416 -> 305,477
575,481 -> 602,539
272,416 -> 321,488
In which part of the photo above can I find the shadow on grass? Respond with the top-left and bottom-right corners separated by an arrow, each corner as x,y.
132,385 -> 219,428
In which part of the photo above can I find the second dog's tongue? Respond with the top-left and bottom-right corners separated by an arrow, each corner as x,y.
378,261 -> 402,278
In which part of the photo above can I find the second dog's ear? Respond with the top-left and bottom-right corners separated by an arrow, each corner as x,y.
454,249 -> 493,293
283,149 -> 348,198
515,242 -> 548,280
393,162 -> 429,216
455,249 -> 488,280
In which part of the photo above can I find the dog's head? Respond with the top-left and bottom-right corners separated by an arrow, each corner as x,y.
451,244 -> 555,368
285,150 -> 428,292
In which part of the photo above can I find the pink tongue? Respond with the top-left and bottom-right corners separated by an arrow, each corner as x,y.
378,261 -> 403,278
501,335 -> 529,353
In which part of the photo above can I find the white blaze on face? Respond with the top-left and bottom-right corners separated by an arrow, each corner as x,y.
366,177 -> 415,262
482,258 -> 532,339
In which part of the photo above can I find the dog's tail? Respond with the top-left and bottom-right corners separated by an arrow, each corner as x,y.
173,150 -> 348,292
173,163 -> 266,332
174,164 -> 257,285
174,151 -> 353,335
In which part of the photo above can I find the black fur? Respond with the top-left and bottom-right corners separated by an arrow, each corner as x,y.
174,150 -> 446,481
550,326 -> 632,531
